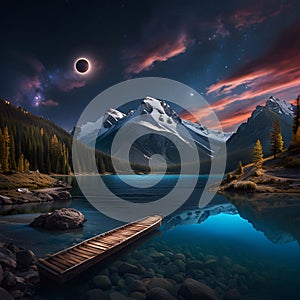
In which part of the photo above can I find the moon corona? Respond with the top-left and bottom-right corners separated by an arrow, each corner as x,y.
74,58 -> 91,74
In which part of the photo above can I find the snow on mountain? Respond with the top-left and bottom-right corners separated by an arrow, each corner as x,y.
77,96 -> 231,146
182,119 -> 233,141
164,203 -> 237,230
265,96 -> 294,117
252,96 -> 294,120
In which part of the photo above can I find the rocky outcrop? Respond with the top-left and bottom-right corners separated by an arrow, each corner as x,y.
0,243 -> 39,299
30,208 -> 86,230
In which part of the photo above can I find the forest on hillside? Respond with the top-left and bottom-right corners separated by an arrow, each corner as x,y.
0,99 -> 114,174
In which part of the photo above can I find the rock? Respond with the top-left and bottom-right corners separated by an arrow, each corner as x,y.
4,243 -> 20,255
57,191 -> 71,200
232,264 -> 248,276
178,278 -> 219,300
11,289 -> 22,298
92,275 -> 112,290
0,264 -> 3,285
130,291 -> 146,300
174,259 -> 185,272
49,191 -> 71,200
128,280 -> 147,293
2,270 -> 17,288
173,253 -> 185,261
0,252 -> 17,270
16,269 -> 39,285
16,250 -> 36,268
0,195 -> 13,205
146,278 -> 175,295
118,262 -> 140,275
223,289 -> 241,300
149,251 -> 166,263
85,289 -> 107,300
0,287 -> 13,300
109,291 -> 129,300
164,263 -> 179,278
30,208 -> 85,230
146,287 -> 176,300
35,192 -> 54,201
186,260 -> 203,271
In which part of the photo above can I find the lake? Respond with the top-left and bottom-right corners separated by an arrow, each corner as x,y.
0,175 -> 299,299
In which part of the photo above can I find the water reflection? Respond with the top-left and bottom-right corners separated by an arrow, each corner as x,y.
222,192 -> 300,244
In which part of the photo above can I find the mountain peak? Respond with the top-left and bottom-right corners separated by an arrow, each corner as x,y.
265,96 -> 294,117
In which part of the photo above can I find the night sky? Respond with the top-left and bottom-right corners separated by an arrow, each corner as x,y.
0,0 -> 299,132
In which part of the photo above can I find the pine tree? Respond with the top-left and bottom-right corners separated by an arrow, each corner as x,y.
24,158 -> 30,173
17,154 -> 25,172
270,120 -> 284,158
293,95 -> 300,147
236,161 -> 244,175
0,127 -> 10,172
293,95 -> 300,135
253,139 -> 263,168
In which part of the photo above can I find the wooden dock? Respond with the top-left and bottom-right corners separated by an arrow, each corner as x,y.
37,215 -> 162,283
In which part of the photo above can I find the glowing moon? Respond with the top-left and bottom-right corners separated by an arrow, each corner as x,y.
74,58 -> 90,74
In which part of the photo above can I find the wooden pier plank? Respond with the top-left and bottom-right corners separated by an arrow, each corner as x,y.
37,215 -> 162,283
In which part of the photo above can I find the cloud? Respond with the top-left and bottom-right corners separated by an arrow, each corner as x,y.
205,21 -> 300,130
124,32 -> 193,74
39,99 -> 59,107
231,2 -> 288,29
54,72 -> 87,92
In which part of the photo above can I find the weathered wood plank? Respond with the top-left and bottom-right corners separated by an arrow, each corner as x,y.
37,215 -> 162,283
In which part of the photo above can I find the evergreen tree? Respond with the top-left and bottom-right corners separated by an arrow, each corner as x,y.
270,120 -> 284,158
293,127 -> 300,148
293,95 -> 300,147
0,127 -> 10,172
17,154 -> 24,172
253,139 -> 263,168
24,158 -> 30,173
293,95 -> 300,135
236,161 -> 244,175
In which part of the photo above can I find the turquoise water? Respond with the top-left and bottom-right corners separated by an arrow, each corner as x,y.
0,175 -> 299,299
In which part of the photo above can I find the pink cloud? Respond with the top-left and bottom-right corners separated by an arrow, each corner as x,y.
124,33 -> 192,74
203,21 -> 300,131
232,3 -> 289,29
39,99 -> 59,107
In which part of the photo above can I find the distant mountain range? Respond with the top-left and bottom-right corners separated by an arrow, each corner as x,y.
77,95 -> 295,173
226,96 -> 294,170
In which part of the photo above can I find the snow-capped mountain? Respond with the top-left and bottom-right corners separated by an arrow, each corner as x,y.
226,96 -> 295,171
76,96 -> 230,172
164,203 -> 237,230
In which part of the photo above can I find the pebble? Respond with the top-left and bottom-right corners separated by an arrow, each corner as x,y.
91,275 -> 112,290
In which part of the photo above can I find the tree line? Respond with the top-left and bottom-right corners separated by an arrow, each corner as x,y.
0,99 -> 114,174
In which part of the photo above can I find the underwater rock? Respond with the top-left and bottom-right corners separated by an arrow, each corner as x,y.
146,278 -> 175,295
30,208 -> 86,230
91,275 -> 112,290
146,287 -> 176,300
118,262 -> 140,275
128,279 -> 147,293
223,289 -> 241,300
178,278 -> 219,300
85,288 -> 107,300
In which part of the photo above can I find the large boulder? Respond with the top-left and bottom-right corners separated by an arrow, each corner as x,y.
147,287 -> 176,300
178,278 -> 219,300
16,250 -> 36,269
30,208 -> 86,230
